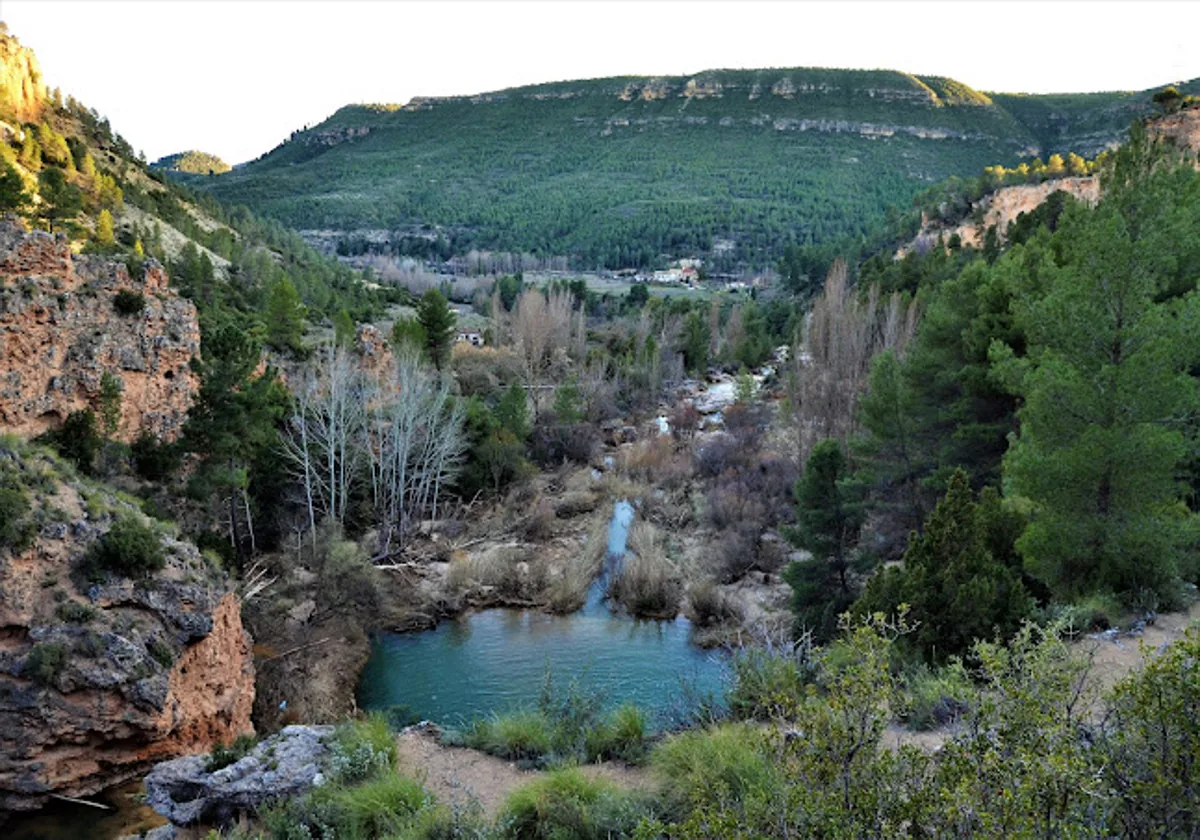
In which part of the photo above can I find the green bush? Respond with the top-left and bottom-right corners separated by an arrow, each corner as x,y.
651,723 -> 773,816
465,673 -> 651,768
317,772 -> 430,838
205,733 -> 257,772
899,662 -> 972,730
728,648 -> 811,722
1046,592 -> 1126,636
131,432 -> 182,482
46,409 -> 102,472
25,642 -> 67,686
113,289 -> 145,316
584,704 -> 647,764
0,486 -> 35,552
500,768 -> 652,840
329,715 -> 397,784
55,601 -> 96,624
465,710 -> 554,764
86,516 -> 164,578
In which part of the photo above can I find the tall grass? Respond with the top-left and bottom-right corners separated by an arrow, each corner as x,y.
651,723 -> 774,819
499,768 -> 656,840
544,518 -> 607,614
608,521 -> 682,618
462,674 -> 649,767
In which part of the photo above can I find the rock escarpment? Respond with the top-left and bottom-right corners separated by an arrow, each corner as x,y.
0,30 -> 45,123
0,444 -> 255,811
0,219 -> 200,442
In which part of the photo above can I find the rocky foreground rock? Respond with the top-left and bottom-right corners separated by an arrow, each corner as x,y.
0,445 -> 255,811
144,725 -> 334,826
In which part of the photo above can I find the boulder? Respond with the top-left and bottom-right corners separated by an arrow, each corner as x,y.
144,725 -> 335,826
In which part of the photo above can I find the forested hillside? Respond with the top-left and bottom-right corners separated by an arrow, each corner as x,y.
195,68 -> 1199,269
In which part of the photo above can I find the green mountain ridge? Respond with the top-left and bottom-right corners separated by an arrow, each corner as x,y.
194,67 -> 1199,269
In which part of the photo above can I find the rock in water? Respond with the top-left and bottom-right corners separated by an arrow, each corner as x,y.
144,725 -> 335,826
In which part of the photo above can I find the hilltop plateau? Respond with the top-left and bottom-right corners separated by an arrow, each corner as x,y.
196,68 -> 1199,269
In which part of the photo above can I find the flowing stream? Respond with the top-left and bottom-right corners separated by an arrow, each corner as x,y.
357,501 -> 728,727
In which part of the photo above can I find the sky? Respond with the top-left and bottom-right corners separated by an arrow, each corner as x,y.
3,1 -> 1197,165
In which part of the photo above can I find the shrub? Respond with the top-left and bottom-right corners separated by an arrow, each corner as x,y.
695,434 -> 738,478
465,710 -> 554,764
687,580 -> 742,627
47,409 -> 102,472
899,662 -> 972,730
728,649 -> 811,722
86,516 -> 164,578
205,733 -> 257,772
329,715 -> 397,784
25,642 -> 67,686
1046,592 -> 1125,636
131,432 -> 182,482
585,703 -> 647,764
651,723 -> 773,817
465,674 -> 649,768
0,486 -> 35,552
1103,626 -> 1200,838
318,772 -> 430,838
500,768 -> 652,840
113,289 -> 145,316
56,601 -> 96,624
607,523 -> 681,618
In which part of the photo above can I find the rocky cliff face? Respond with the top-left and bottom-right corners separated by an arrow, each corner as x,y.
0,219 -> 200,442
903,176 -> 1101,255
0,31 -> 45,123
0,443 -> 255,811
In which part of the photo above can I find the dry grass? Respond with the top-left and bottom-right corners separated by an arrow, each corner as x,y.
544,518 -> 607,613
609,521 -> 683,619
616,437 -> 693,489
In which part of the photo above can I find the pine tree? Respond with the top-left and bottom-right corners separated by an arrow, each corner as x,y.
417,288 -> 455,370
0,161 -> 28,213
36,167 -> 82,232
993,161 -> 1200,601
856,469 -> 1032,661
265,279 -> 307,354
784,439 -> 865,642
332,308 -> 356,347
496,381 -> 530,440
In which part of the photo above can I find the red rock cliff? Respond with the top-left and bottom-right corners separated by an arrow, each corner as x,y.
0,445 -> 255,811
0,219 -> 200,441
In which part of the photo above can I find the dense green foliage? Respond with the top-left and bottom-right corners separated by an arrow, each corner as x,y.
197,70 -> 1196,269
783,439 -> 865,642
857,471 -> 1033,661
0,485 -> 35,552
85,516 -> 165,578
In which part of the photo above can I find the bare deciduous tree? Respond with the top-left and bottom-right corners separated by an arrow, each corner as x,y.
365,349 -> 466,556
512,287 -> 574,418
786,259 -> 920,466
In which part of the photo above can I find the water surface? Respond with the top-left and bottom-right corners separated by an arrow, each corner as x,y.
358,500 -> 728,726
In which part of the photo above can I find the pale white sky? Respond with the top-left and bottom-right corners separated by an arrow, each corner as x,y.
3,1 -> 1196,165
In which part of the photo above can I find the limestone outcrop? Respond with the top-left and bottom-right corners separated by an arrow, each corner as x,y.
0,444 -> 255,811
144,725 -> 334,826
0,219 -> 200,442
0,30 -> 45,123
